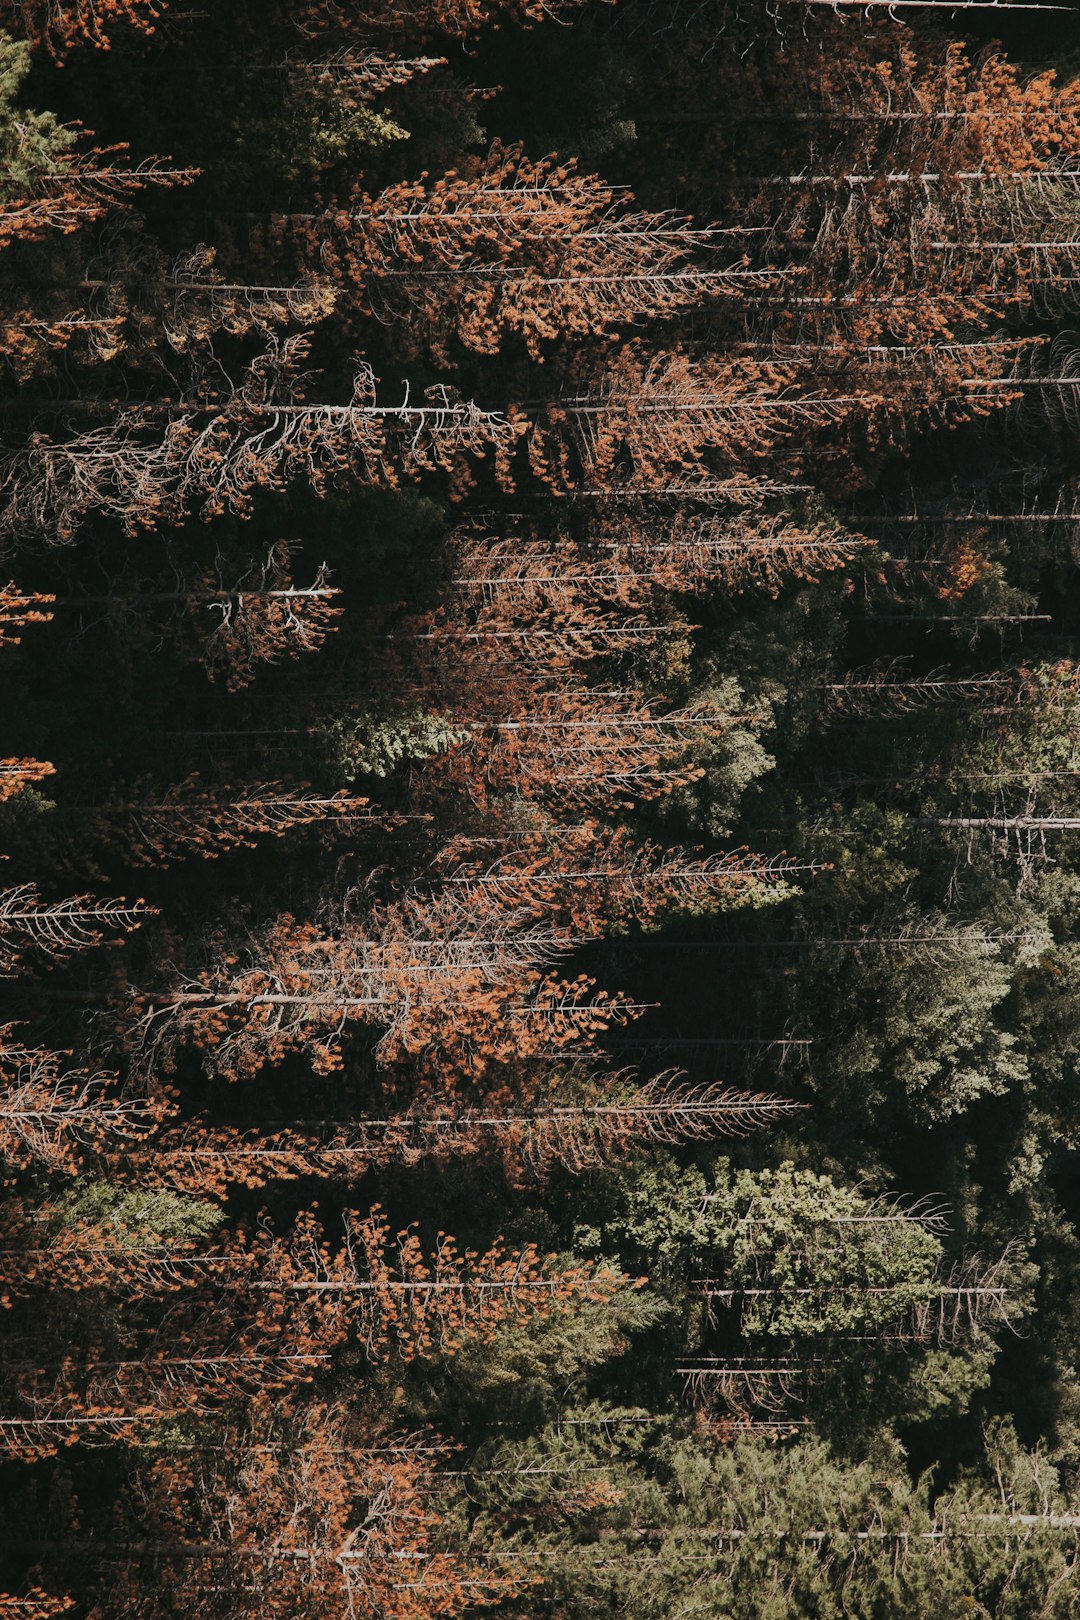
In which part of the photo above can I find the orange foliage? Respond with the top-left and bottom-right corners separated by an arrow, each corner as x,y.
333,1204 -> 631,1365
95,1408 -> 529,1620
293,0 -> 599,41
311,144 -> 734,360
3,0 -> 161,55
0,584 -> 55,647
0,758 -> 54,802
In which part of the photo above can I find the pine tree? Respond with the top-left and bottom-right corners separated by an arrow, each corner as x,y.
127,876 -> 634,1082
119,1075 -> 803,1195
30,1408 -> 529,1620
0,342 -> 521,542
309,143 -> 755,361
0,33 -> 191,253
0,1033 -> 153,1172
0,884 -> 152,974
2,1 -> 161,56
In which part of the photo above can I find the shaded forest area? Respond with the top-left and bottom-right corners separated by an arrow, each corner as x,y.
2,0 -> 1080,1613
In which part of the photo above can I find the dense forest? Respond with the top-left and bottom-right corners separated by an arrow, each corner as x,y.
1,0 -> 1080,1614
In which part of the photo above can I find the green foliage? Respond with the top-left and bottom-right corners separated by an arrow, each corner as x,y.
702,1162 -> 943,1336
570,1153 -> 712,1275
813,924 -> 1028,1123
657,677 -> 777,840
227,91 -> 408,188
53,1181 -> 224,1246
405,1267 -> 665,1435
318,704 -> 468,780
891,1345 -> 995,1421
0,32 -> 76,195
571,1155 -> 947,1339
787,810 -> 1035,1123
523,1427 -> 1080,1620
0,783 -> 54,845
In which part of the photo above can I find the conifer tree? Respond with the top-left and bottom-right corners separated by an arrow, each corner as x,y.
2,1 -> 160,56
308,144 -> 755,361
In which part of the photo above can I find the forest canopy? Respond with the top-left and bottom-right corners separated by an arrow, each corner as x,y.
0,0 -> 1080,1616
